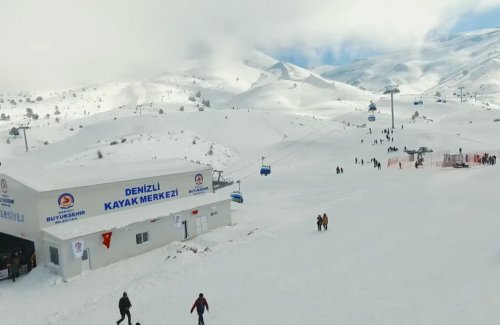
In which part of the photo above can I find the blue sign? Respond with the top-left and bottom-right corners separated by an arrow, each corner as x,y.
104,182 -> 178,211
46,192 -> 86,224
189,173 -> 209,195
0,209 -> 24,223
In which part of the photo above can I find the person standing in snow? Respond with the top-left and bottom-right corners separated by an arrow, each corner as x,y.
191,293 -> 209,325
117,292 -> 133,325
322,213 -> 329,231
316,215 -> 323,231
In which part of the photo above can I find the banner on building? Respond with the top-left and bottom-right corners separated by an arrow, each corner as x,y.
174,215 -> 182,227
71,239 -> 85,258
102,232 -> 112,249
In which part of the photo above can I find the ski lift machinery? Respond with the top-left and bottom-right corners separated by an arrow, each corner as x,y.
230,180 -> 243,203
414,96 -> 423,105
260,156 -> 271,176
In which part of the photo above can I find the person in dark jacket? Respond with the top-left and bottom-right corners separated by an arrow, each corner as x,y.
190,293 -> 209,325
117,292 -> 132,325
9,257 -> 20,282
316,215 -> 323,231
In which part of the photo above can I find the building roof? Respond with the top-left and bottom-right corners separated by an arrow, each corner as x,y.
1,159 -> 210,192
41,193 -> 229,241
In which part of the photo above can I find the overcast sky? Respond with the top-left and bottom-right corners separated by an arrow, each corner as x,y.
1,0 -> 500,92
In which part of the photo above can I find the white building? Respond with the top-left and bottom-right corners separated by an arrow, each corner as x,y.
0,159 -> 231,280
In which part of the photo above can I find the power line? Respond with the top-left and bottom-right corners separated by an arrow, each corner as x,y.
224,121 -> 334,178
228,122 -> 342,183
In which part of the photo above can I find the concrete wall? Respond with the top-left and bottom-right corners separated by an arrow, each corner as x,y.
46,198 -> 231,280
36,168 -> 212,228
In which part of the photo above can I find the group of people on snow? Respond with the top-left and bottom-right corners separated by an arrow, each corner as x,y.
116,292 -> 209,325
467,153 -> 497,165
336,166 -> 344,174
387,146 -> 399,153
316,213 -> 329,231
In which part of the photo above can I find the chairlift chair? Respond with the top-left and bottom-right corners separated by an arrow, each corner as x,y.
368,113 -> 376,122
260,156 -> 271,176
368,102 -> 377,111
230,181 -> 243,203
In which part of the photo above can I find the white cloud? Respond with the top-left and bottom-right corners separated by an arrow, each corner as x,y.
1,0 -> 499,91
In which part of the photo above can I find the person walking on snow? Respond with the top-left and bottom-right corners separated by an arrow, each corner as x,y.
322,213 -> 329,231
316,215 -> 323,231
191,293 -> 209,325
117,292 -> 133,325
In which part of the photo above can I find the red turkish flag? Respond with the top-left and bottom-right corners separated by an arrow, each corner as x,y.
102,232 -> 112,249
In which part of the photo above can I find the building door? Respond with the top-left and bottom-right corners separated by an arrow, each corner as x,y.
82,249 -> 91,272
195,215 -> 208,235
182,221 -> 188,239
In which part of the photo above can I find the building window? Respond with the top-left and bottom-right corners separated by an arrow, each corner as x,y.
49,246 -> 59,265
136,232 -> 149,245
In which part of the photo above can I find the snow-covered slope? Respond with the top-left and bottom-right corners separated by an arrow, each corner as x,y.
228,61 -> 373,114
1,43 -> 500,325
316,28 -> 500,106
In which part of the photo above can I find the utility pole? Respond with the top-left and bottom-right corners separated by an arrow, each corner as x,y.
458,86 -> 465,103
383,85 -> 400,129
473,92 -> 478,102
18,125 -> 30,152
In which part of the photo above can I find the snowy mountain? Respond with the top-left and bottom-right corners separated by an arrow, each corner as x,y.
315,28 -> 500,106
2,37 -> 500,325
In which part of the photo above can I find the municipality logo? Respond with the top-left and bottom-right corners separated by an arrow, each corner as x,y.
58,193 -> 75,209
195,173 -> 204,185
0,178 -> 7,193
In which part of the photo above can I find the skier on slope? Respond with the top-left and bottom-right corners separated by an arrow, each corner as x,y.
191,293 -> 209,325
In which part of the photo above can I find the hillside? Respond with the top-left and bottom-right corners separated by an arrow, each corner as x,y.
316,28 -> 500,107
1,43 -> 500,325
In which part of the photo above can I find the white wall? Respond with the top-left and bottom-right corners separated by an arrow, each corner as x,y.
47,198 -> 231,280
0,174 -> 40,247
36,168 -> 213,228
